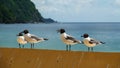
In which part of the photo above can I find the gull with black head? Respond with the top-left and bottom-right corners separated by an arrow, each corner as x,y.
81,33 -> 105,51
22,29 -> 48,48
57,29 -> 81,51
17,32 -> 27,48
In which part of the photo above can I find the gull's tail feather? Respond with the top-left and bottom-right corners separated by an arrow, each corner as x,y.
75,40 -> 82,44
100,41 -> 105,44
44,38 -> 48,41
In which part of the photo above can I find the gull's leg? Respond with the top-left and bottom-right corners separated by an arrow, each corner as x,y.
19,44 -> 21,48
66,45 -> 68,51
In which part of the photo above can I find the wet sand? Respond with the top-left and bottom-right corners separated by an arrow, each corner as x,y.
0,48 -> 120,68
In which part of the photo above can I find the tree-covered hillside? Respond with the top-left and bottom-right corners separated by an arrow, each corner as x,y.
0,0 -> 44,23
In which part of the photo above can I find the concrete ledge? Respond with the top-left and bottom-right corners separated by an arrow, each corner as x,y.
0,48 -> 120,68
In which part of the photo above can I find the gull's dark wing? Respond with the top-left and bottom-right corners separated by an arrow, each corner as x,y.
89,38 -> 104,44
31,35 -> 48,41
65,35 -> 79,43
31,35 -> 41,41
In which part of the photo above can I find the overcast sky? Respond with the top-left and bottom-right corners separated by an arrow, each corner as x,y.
31,0 -> 120,22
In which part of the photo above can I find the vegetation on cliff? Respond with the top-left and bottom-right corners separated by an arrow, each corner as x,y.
0,0 -> 44,23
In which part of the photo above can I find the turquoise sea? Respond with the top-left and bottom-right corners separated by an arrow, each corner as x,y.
0,23 -> 120,52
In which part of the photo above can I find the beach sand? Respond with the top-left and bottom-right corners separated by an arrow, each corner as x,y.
0,48 -> 120,68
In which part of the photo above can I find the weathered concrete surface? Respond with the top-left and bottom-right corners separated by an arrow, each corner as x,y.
0,48 -> 120,68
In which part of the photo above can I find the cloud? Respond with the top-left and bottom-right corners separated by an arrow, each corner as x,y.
114,0 -> 120,6
31,0 -> 94,13
111,0 -> 120,15
31,0 -> 120,22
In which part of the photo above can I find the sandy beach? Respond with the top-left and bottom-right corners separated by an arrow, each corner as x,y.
0,48 -> 120,68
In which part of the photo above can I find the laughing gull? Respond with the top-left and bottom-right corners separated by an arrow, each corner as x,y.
81,33 -> 105,51
22,29 -> 48,48
57,29 -> 81,51
17,33 -> 27,48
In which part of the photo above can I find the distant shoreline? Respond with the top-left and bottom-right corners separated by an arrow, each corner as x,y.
0,22 -> 120,24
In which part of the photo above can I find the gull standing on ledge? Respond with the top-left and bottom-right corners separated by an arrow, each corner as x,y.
17,33 -> 27,48
81,33 -> 105,52
22,29 -> 48,48
57,29 -> 81,51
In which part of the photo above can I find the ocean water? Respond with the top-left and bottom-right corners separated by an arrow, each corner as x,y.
0,23 -> 120,52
